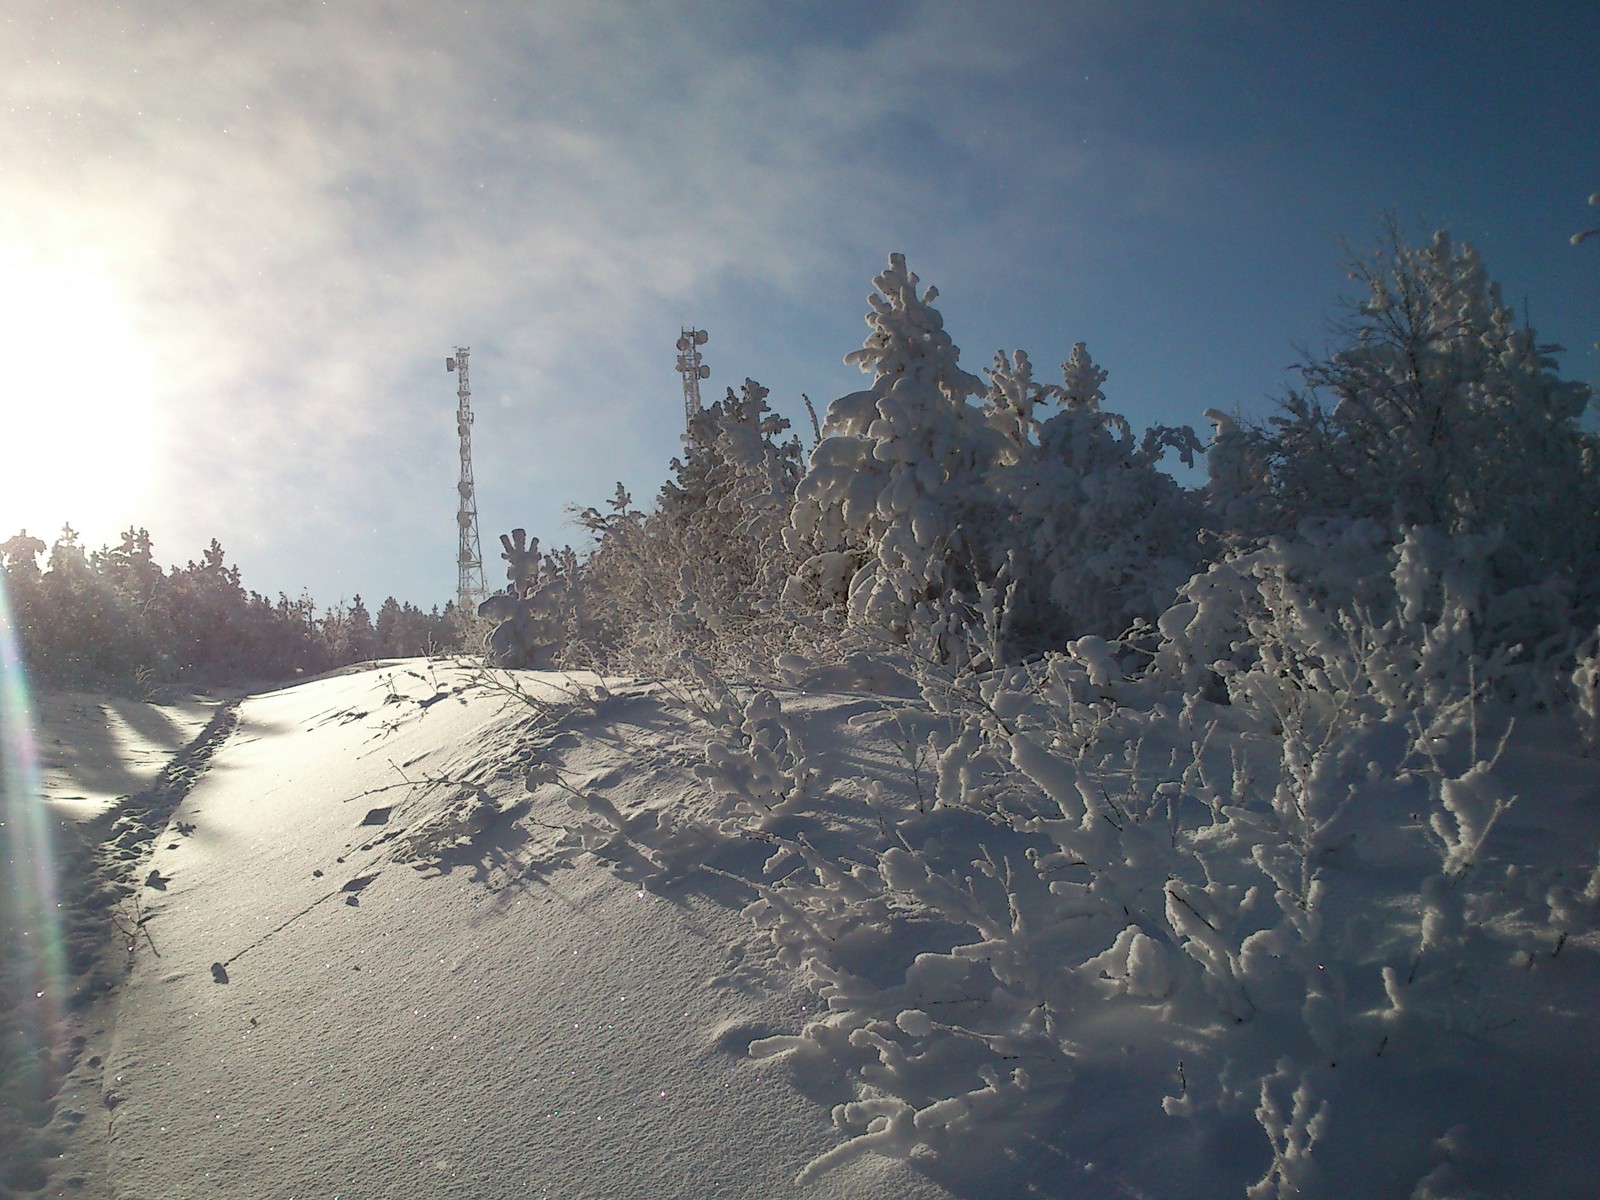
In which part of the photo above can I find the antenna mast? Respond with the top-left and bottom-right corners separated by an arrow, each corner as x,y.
675,327 -> 710,431
447,348 -> 487,614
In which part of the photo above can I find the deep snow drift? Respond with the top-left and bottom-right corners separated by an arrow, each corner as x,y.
7,658 -> 1600,1198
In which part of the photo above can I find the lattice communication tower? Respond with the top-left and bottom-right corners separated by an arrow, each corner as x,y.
675,327 -> 709,431
447,348 -> 488,614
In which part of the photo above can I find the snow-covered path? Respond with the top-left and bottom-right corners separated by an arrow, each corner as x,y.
98,665 -> 952,1200
33,689 -> 222,823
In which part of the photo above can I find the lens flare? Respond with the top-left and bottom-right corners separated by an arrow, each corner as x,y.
0,566 -> 70,1069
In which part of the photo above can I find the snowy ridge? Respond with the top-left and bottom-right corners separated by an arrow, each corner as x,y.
97,664 -> 951,1200
81,654 -> 1600,1198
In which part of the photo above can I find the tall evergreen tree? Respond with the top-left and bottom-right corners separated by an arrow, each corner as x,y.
1215,227 -> 1598,620
787,254 -> 1002,636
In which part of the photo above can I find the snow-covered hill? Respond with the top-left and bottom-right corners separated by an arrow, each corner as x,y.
46,664 -> 961,1199
11,658 -> 1600,1198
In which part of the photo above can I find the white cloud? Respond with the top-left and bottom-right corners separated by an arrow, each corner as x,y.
0,0 -> 1209,603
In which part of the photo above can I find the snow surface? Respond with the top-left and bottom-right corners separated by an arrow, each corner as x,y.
12,658 -> 1600,1198
76,664 -> 957,1200
33,690 -> 219,820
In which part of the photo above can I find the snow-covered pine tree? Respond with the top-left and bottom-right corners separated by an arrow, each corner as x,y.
0,531 -> 46,579
1224,228 -> 1596,611
787,255 -> 1205,656
786,254 -> 1006,641
984,342 -> 1206,648
657,379 -> 805,629
528,377 -> 807,676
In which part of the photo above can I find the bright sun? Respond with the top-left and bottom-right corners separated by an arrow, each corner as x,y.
0,246 -> 160,548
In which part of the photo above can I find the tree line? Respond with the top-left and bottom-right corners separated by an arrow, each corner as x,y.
484,224 -> 1600,693
11,223 -> 1589,698
0,525 -> 465,692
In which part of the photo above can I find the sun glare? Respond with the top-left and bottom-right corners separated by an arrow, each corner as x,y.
0,247 -> 160,546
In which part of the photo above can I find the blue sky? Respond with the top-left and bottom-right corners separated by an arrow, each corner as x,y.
2,1 -> 1595,611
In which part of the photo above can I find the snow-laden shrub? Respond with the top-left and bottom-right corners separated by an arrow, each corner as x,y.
689,676 -> 815,835
561,483 -> 665,669
1572,631 -> 1600,752
479,529 -> 578,669
479,570 -> 1598,1193
736,588 -> 1597,1195
1149,519 -> 1574,712
528,657 -> 819,886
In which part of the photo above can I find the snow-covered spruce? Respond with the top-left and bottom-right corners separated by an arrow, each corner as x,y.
785,253 -> 1202,657
1212,227 -> 1598,636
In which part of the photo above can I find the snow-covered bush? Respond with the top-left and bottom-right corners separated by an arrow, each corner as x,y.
1570,626 -> 1600,752
479,529 -> 577,669
560,483 -> 663,668
1148,518 -> 1575,714
737,603 -> 1595,1195
688,673 -> 816,836
520,656 -> 821,889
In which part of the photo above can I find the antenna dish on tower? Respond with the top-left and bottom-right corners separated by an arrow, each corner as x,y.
676,327 -> 709,431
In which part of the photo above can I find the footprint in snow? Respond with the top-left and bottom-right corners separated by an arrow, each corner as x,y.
342,874 -> 378,906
